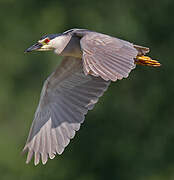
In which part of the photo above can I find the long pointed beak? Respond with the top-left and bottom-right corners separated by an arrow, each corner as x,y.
24,42 -> 43,53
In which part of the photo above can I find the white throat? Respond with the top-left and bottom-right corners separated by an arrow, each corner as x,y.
50,35 -> 71,55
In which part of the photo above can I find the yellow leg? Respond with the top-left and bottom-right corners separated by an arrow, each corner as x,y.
135,55 -> 161,67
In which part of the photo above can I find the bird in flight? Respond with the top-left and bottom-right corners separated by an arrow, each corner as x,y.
24,28 -> 161,165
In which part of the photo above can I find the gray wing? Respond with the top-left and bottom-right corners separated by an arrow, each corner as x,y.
77,31 -> 138,81
23,57 -> 110,165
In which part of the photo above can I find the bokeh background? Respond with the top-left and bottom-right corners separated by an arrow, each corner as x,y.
0,0 -> 174,179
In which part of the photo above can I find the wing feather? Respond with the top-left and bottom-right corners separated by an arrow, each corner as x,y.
79,31 -> 138,81
23,57 -> 110,165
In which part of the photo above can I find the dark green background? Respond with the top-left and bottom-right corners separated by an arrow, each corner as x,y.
0,0 -> 173,179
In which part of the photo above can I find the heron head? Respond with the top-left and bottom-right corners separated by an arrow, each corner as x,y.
24,34 -> 62,53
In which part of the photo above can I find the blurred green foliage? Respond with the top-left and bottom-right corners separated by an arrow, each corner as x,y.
0,0 -> 174,179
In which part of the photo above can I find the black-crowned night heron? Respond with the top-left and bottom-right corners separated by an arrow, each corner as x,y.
24,28 -> 161,165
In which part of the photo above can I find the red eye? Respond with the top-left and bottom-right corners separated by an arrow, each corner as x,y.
44,38 -> 50,44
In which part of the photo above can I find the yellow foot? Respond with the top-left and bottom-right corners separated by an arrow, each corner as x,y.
135,55 -> 161,67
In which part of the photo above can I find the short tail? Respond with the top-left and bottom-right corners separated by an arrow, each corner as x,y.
135,55 -> 161,67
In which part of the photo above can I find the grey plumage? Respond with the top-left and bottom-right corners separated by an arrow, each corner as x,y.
23,57 -> 110,165
24,28 -> 153,165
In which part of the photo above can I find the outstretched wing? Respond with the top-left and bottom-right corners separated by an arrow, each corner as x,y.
77,31 -> 138,81
23,57 -> 110,165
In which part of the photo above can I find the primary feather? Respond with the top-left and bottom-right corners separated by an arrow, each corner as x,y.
23,57 -> 110,165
